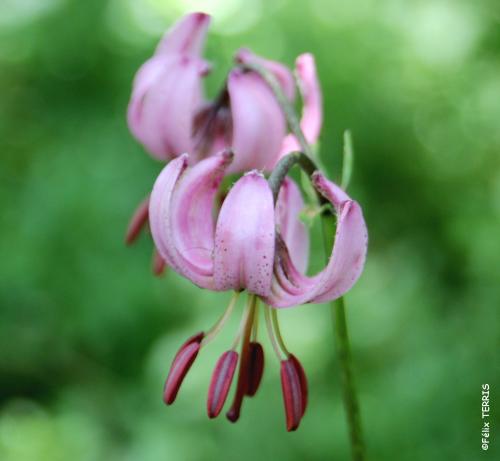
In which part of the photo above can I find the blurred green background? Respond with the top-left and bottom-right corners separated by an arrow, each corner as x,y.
1,0 -> 499,460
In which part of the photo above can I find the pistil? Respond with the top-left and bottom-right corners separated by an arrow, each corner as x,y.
226,295 -> 257,422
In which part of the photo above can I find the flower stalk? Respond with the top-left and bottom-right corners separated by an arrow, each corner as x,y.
241,61 -> 366,460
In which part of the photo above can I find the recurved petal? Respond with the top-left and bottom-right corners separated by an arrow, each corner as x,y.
227,70 -> 286,173
275,178 -> 309,274
149,152 -> 233,289
149,155 -> 188,270
127,56 -> 206,161
214,171 -> 275,296
265,173 -> 367,308
279,53 -> 323,158
235,47 -> 295,101
155,12 -> 211,57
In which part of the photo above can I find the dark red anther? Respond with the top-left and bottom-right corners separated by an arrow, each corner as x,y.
125,196 -> 150,245
289,354 -> 308,416
245,342 -> 264,397
163,332 -> 204,405
280,357 -> 305,432
207,350 -> 239,418
152,247 -> 167,276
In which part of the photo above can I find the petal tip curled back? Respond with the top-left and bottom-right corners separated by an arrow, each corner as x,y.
234,47 -> 296,101
311,171 -> 352,209
156,12 -> 211,58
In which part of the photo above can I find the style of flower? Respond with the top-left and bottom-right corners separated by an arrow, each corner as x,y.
148,151 -> 367,430
124,12 -> 323,277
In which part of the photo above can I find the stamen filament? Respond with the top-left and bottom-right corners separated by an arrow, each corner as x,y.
201,291 -> 240,347
271,308 -> 290,357
264,305 -> 286,361
230,293 -> 252,350
251,300 -> 259,341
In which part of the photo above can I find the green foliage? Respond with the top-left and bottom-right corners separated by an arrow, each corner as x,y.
1,1 -> 499,460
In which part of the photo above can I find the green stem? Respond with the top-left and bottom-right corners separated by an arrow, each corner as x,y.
242,61 -> 366,461
322,215 -> 365,461
268,151 -> 318,202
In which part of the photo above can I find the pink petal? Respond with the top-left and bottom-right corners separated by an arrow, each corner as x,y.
127,55 -> 206,160
265,173 -> 368,308
279,54 -> 323,159
227,70 -> 286,173
149,155 -> 188,270
235,47 -> 295,101
149,152 -> 233,289
214,171 -> 275,296
155,12 -> 211,57
275,178 -> 309,273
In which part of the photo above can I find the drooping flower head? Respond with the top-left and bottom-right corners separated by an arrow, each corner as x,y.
148,152 -> 367,430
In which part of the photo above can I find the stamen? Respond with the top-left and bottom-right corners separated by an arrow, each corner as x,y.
152,248 -> 166,276
163,332 -> 204,405
264,305 -> 286,361
245,341 -> 264,397
251,302 -> 259,341
229,293 -> 252,350
226,295 -> 257,422
289,354 -> 308,417
281,358 -> 303,431
207,350 -> 239,418
125,196 -> 150,245
201,292 -> 240,347
271,308 -> 290,357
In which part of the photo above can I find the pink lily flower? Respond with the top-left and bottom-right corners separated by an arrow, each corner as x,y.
127,13 -> 294,171
148,151 -> 367,430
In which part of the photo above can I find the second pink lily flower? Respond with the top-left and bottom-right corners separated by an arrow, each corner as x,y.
127,12 -> 322,173
149,150 -> 367,429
